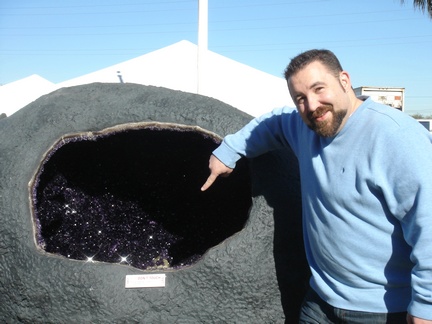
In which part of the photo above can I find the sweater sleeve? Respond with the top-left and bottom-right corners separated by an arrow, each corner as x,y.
213,106 -> 298,168
380,126 -> 432,319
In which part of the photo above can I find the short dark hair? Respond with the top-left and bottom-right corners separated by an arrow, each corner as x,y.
284,49 -> 343,81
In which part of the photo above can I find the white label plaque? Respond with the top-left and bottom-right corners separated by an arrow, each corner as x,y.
125,274 -> 166,288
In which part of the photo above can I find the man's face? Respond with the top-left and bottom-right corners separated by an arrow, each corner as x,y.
288,61 -> 350,137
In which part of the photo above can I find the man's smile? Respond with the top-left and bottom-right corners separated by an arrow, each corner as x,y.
309,106 -> 332,123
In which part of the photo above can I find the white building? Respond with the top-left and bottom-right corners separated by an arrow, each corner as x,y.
1,40 -> 294,118
0,74 -> 55,117
417,119 -> 432,132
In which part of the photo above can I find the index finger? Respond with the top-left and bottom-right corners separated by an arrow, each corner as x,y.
201,172 -> 218,191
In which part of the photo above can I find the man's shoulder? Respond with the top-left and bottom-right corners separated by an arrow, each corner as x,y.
362,98 -> 419,130
357,98 -> 432,152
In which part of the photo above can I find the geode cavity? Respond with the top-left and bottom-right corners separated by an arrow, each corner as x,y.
31,122 -> 251,270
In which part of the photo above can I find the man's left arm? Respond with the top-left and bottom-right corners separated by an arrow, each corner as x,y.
387,127 -> 432,320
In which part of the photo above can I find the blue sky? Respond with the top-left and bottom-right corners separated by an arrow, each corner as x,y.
1,0 -> 431,115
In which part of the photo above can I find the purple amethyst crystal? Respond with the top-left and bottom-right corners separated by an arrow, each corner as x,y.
31,124 -> 251,270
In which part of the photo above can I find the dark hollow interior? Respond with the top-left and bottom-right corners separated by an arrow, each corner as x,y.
32,124 -> 252,270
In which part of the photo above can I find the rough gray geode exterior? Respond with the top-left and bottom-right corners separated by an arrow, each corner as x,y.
0,83 -> 308,323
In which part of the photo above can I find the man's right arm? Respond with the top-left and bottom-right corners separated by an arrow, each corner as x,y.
200,106 -> 297,191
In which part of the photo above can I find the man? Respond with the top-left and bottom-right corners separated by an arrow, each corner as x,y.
201,49 -> 432,323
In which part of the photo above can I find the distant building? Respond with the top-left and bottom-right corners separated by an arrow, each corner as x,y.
417,119 -> 432,132
354,86 -> 405,112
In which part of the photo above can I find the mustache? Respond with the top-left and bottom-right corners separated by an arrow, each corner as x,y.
308,105 -> 333,120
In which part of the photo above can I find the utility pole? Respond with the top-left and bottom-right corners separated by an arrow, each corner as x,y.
197,0 -> 208,95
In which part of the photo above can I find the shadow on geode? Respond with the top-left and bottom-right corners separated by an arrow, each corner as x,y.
30,122 -> 252,270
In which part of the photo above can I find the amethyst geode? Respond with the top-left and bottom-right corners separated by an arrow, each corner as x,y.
31,123 -> 250,270
0,83 -> 308,323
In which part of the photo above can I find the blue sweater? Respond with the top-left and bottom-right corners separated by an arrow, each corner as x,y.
213,98 -> 432,319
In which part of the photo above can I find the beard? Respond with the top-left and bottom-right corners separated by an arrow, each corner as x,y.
307,105 -> 348,137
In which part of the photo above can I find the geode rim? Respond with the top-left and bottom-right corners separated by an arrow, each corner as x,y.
28,121 -> 242,271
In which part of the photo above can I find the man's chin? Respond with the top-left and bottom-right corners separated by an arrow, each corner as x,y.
315,129 -> 337,138
308,109 -> 347,137
309,122 -> 338,137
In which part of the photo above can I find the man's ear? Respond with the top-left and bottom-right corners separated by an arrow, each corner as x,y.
339,71 -> 350,91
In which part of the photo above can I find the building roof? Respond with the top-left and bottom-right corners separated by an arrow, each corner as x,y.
1,40 -> 294,117
0,74 -> 55,117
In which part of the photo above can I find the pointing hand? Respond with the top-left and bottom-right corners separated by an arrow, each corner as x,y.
201,155 -> 233,191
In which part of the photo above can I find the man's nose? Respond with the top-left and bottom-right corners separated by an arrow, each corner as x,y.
305,96 -> 320,113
